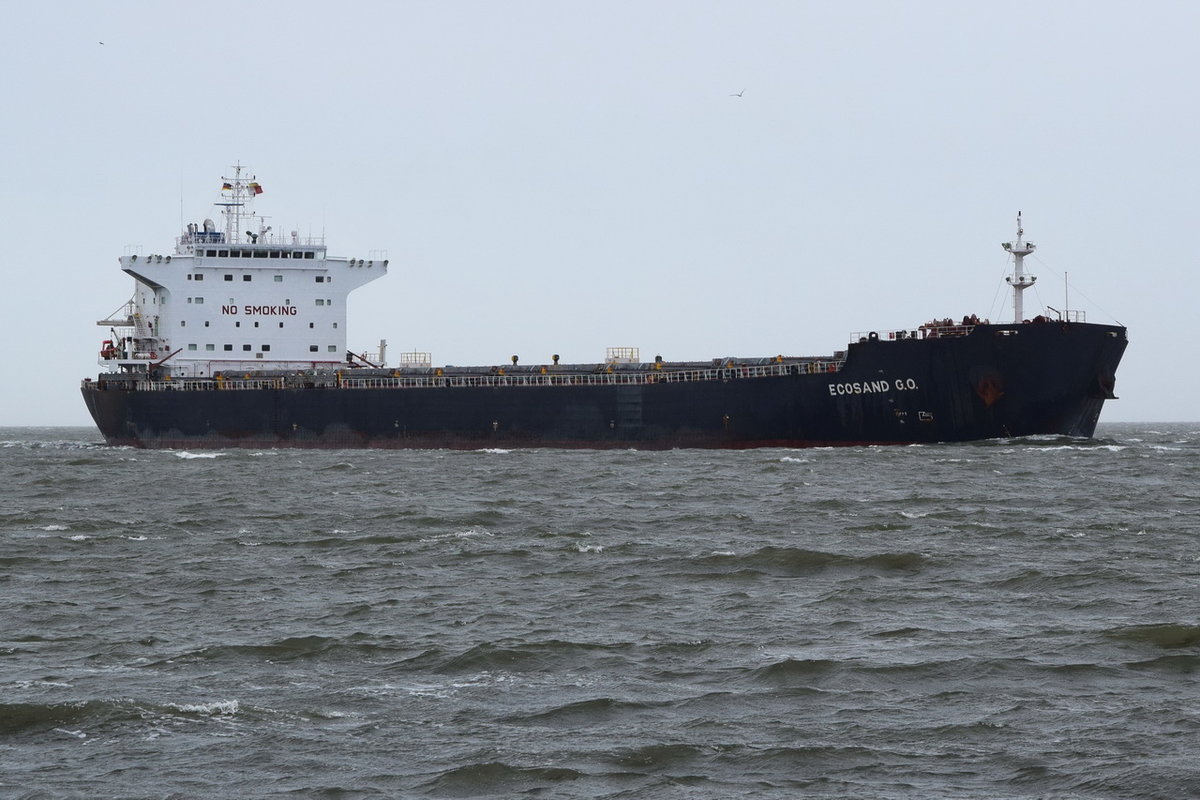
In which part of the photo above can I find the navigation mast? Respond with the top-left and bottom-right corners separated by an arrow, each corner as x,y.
1001,212 -> 1037,323
215,163 -> 263,244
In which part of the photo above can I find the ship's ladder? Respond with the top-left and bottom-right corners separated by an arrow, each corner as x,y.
132,312 -> 157,341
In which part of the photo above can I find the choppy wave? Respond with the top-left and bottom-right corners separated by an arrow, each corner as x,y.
684,546 -> 928,577
2,423 -> 1198,798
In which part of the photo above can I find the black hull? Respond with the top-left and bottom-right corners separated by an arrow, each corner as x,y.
82,323 -> 1127,449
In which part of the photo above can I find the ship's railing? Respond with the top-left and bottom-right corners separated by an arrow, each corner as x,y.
81,358 -> 850,393
176,232 -> 326,248
850,323 -> 976,342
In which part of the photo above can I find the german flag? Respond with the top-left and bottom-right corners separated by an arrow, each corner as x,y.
221,182 -> 233,190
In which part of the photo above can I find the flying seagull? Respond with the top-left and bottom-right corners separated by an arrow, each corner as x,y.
730,89 -> 744,97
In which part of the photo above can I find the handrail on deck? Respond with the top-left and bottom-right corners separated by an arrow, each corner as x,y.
83,358 -> 849,393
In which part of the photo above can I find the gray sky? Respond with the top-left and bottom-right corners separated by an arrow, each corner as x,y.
3,1 -> 1195,425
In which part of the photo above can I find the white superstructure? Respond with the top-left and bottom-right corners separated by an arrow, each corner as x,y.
97,165 -> 387,377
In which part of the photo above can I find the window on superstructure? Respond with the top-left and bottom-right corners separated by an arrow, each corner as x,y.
224,274 -> 233,281
204,321 -> 210,327
315,276 -> 324,283
235,321 -> 241,328
262,344 -> 271,352
195,273 -> 203,281
269,251 -> 279,258
278,322 -> 284,328
274,275 -> 283,282
224,344 -> 233,351
309,345 -> 318,352
195,297 -> 204,304
292,251 -> 303,259
205,344 -> 215,351
188,344 -> 197,351
206,250 -> 217,257
243,275 -> 252,281
316,299 -> 325,306
180,320 -> 186,327
253,251 -> 267,259
242,344 -> 252,351
308,323 -> 314,328
281,251 -> 291,258
230,250 -> 241,258
218,250 -> 229,257
333,322 -> 338,329
256,352 -> 263,359
253,321 -> 259,328
187,274 -> 192,281
328,345 -> 337,353
304,252 -> 315,259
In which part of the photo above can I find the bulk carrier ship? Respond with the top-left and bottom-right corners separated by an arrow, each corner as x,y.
81,167 -> 1127,449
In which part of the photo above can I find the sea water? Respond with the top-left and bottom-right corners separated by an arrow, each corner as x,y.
2,424 -> 1197,798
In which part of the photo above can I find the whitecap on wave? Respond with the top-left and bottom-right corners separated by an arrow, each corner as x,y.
174,451 -> 226,459
171,699 -> 240,716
